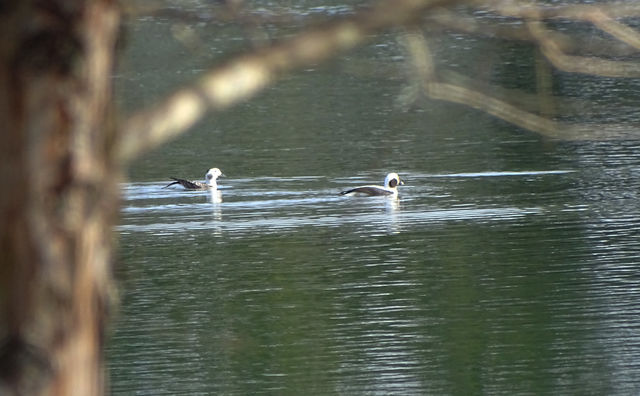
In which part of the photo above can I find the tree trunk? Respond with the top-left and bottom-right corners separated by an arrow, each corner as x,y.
0,1 -> 120,395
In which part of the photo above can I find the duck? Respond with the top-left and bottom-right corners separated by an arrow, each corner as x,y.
339,172 -> 404,197
164,168 -> 224,190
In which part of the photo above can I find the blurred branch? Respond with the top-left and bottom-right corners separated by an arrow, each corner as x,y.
490,0 -> 640,76
118,0 -> 458,163
433,2 -> 640,69
118,0 -> 640,162
490,0 -> 640,21
526,20 -> 640,78
402,29 -> 640,140
425,9 -> 637,58
403,29 -> 560,136
122,1 -> 301,25
586,9 -> 640,50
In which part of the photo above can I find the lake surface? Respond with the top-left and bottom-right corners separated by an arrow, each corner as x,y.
108,2 -> 640,394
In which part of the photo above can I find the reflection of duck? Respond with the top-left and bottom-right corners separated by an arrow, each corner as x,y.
339,172 -> 405,197
164,168 -> 224,190
209,189 -> 222,204
210,189 -> 222,226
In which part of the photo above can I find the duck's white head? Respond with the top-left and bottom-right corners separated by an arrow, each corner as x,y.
384,172 -> 404,189
205,168 -> 224,186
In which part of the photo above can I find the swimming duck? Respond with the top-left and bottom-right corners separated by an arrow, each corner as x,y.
164,168 -> 224,190
339,172 -> 404,197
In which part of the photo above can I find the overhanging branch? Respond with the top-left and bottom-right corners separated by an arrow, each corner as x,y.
402,29 -> 640,140
117,0 -> 459,163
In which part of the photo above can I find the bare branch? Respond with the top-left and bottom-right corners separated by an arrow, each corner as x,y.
117,0 -> 458,163
118,0 -> 640,161
490,0 -> 640,21
427,8 -> 638,59
586,9 -> 640,50
402,29 -> 640,140
526,20 -> 640,78
404,29 -> 561,136
481,1 -> 640,74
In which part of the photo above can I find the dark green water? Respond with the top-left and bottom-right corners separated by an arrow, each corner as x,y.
109,3 -> 640,395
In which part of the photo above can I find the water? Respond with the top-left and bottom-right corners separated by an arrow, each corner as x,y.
109,2 -> 640,395
111,164 -> 640,395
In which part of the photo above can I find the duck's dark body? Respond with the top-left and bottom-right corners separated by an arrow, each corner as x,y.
339,172 -> 404,197
164,178 -> 209,190
339,186 -> 395,196
164,168 -> 223,190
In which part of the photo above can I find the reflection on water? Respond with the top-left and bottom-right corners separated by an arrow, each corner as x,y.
209,189 -> 222,204
118,172 -> 547,236
110,166 -> 640,394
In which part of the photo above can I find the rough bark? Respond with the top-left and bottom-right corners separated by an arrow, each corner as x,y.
0,1 -> 120,395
